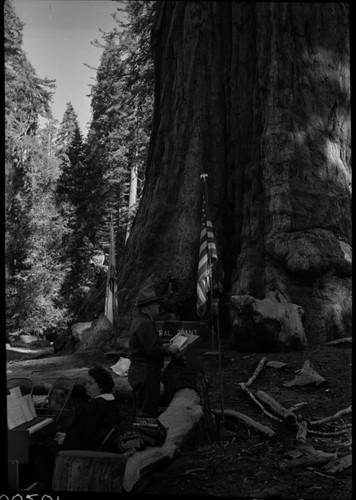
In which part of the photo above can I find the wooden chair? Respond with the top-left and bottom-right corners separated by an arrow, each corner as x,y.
36,378 -> 74,424
7,377 -> 33,396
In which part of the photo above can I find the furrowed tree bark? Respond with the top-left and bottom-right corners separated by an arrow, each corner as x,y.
115,2 -> 351,346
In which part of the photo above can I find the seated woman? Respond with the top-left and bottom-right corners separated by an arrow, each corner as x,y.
29,365 -> 121,490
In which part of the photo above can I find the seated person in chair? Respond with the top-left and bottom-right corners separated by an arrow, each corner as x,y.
29,365 -> 120,490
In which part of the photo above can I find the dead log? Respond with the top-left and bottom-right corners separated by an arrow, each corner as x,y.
244,357 -> 268,387
123,388 -> 204,492
162,360 -> 218,446
213,408 -> 276,438
254,390 -> 297,426
239,383 -> 282,422
309,406 -> 352,427
52,450 -> 131,491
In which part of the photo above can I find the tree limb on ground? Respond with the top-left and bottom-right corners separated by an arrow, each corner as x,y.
307,428 -> 351,437
254,390 -> 297,426
212,408 -> 276,438
238,383 -> 282,422
309,406 -> 352,427
244,357 -> 268,387
279,453 -> 336,470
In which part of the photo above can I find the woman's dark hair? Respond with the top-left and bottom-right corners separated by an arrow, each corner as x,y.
88,366 -> 114,393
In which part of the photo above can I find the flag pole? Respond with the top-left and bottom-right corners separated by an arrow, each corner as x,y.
200,173 -> 224,430
200,173 -> 215,351
215,299 -> 225,430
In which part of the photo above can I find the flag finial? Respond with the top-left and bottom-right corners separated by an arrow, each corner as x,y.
200,173 -> 208,181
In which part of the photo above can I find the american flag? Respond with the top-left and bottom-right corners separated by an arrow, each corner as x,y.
196,195 -> 218,317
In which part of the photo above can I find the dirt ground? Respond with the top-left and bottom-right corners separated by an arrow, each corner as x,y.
142,342 -> 353,499
6,341 -> 352,498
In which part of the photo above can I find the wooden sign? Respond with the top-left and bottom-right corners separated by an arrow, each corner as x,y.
155,321 -> 211,343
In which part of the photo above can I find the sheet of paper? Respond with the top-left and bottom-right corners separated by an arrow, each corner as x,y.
175,333 -> 200,357
170,334 -> 188,350
18,394 -> 36,421
7,394 -> 26,429
27,394 -> 37,418
9,386 -> 22,398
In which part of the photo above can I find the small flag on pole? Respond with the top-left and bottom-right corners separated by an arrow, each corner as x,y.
196,194 -> 218,317
105,218 -> 118,325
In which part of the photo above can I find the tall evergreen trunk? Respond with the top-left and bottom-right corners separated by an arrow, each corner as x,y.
125,163 -> 138,243
116,2 -> 351,345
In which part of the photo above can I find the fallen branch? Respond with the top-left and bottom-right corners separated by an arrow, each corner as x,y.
289,402 -> 308,413
244,357 -> 268,387
309,406 -> 352,427
239,383 -> 282,422
313,470 -> 336,480
307,428 -> 350,437
254,390 -> 297,426
212,408 -> 276,438
279,454 -> 335,470
326,337 -> 352,346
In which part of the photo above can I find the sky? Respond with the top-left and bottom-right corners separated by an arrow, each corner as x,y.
12,0 -> 124,136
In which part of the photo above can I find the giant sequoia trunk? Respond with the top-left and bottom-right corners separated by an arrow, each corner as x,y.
116,2 -> 351,346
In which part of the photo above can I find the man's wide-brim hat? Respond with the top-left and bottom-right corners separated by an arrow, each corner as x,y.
135,287 -> 163,307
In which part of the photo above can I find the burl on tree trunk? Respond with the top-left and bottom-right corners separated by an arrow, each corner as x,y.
115,2 -> 350,348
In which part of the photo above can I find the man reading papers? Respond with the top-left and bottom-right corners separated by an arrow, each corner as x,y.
169,331 -> 200,356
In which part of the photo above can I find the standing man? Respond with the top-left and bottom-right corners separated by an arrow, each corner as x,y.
128,287 -> 179,429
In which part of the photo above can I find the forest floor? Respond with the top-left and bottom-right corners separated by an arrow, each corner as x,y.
6,340 -> 352,499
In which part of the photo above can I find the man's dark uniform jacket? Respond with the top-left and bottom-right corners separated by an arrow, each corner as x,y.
128,311 -> 166,418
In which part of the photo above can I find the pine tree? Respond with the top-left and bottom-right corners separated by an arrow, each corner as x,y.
55,102 -> 111,318
57,106 -> 86,210
85,0 -> 156,253
5,0 -> 55,272
5,0 -> 69,334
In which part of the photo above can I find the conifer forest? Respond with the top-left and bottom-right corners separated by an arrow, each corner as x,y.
5,0 -> 156,338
